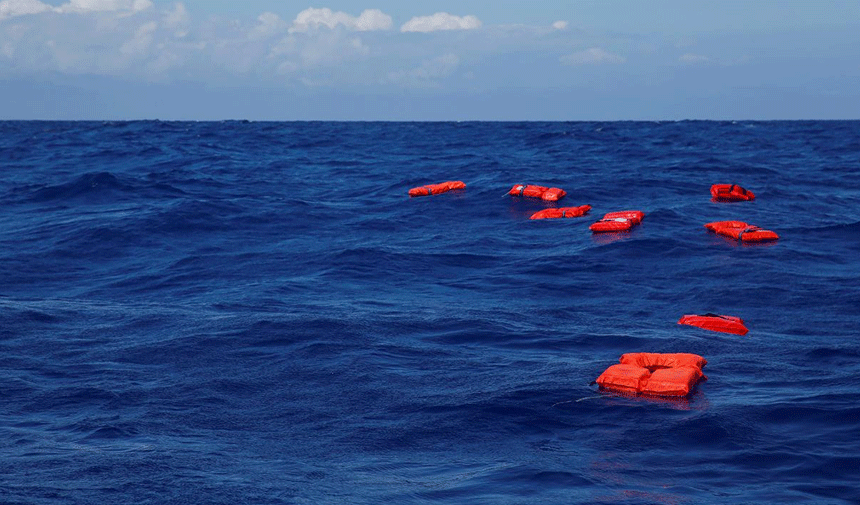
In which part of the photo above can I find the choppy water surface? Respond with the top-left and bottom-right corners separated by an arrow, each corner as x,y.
1,120 -> 858,504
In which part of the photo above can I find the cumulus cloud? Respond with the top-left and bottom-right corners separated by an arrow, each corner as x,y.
249,12 -> 286,39
352,9 -> 391,31
0,0 -> 51,20
1,0 -> 152,20
55,0 -> 153,14
288,7 -> 392,33
266,29 -> 372,74
679,53 -> 710,64
400,12 -> 481,33
560,47 -> 625,65
2,2 -> 643,94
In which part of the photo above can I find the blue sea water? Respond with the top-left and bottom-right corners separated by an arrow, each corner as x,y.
1,120 -> 858,504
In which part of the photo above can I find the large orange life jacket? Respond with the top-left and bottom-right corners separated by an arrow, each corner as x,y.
589,210 -> 645,233
595,353 -> 708,397
678,313 -> 749,335
529,205 -> 591,220
508,184 -> 566,201
408,180 -> 466,197
711,183 -> 755,201
705,220 -> 778,242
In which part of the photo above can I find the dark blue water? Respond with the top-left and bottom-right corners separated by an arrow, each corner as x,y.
1,120 -> 858,504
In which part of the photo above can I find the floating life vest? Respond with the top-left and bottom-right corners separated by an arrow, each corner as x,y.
529,205 -> 591,220
508,184 -> 566,201
408,180 -> 466,197
711,184 -> 755,201
705,220 -> 779,242
595,352 -> 708,397
589,210 -> 645,233
678,313 -> 749,335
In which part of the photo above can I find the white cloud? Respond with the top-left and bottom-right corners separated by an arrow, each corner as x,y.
163,2 -> 186,26
268,34 -> 296,59
288,7 -> 392,33
163,2 -> 188,37
353,9 -> 391,31
1,3 -> 642,93
263,7 -> 390,75
55,0 -> 153,13
560,47 -> 625,65
249,11 -> 286,40
266,29 -> 372,73
0,0 -> 51,20
146,45 -> 179,75
679,53 -> 710,64
552,20 -> 568,31
386,53 -> 460,86
300,76 -> 334,87
120,20 -> 156,54
298,31 -> 369,65
400,12 -> 481,33
0,4 -> 206,80
277,60 -> 297,74
347,37 -> 368,55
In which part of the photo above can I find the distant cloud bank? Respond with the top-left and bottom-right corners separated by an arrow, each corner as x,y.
386,53 -> 460,86
0,0 -> 152,19
560,47 -> 626,65
0,0 -> 50,19
400,12 -> 481,33
679,53 -> 710,64
289,7 -> 392,33
56,0 -> 153,13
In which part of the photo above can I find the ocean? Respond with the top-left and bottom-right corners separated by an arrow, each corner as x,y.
1,120 -> 858,504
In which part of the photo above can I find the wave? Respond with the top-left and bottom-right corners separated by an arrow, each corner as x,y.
788,220 -> 860,235
29,172 -> 127,203
2,120 -> 859,504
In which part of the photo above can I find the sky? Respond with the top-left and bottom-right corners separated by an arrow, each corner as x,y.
1,0 -> 859,120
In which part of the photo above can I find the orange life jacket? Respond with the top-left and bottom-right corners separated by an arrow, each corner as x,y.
408,180 -> 466,197
589,210 -> 645,233
705,220 -> 779,242
678,313 -> 749,335
529,205 -> 591,220
595,353 -> 708,397
711,184 -> 755,201
508,184 -> 566,201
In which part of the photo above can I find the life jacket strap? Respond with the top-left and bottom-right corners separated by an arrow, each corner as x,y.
738,226 -> 758,240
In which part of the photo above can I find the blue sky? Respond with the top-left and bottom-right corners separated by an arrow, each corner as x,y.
1,0 -> 859,120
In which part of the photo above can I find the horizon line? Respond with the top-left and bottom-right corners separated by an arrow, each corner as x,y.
3,118 -> 858,122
